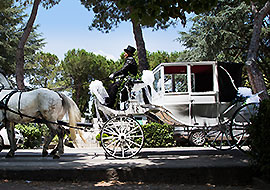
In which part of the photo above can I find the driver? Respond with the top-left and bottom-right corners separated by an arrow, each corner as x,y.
106,45 -> 138,109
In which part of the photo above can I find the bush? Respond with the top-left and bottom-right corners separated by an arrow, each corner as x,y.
95,133 -> 109,146
15,123 -> 49,149
142,122 -> 176,148
248,99 -> 270,181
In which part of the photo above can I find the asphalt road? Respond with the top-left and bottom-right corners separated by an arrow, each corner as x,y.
0,147 -> 269,189
0,179 -> 261,190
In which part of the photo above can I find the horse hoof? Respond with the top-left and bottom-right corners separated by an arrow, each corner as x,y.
5,152 -> 15,158
50,149 -> 57,156
42,150 -> 48,157
53,154 -> 60,159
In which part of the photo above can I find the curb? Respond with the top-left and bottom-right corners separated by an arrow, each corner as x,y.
0,166 -> 253,185
0,147 -> 254,185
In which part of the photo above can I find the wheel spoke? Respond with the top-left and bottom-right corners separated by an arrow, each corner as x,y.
121,146 -> 125,158
128,135 -> 144,139
112,141 -> 120,156
126,138 -> 141,148
125,142 -> 136,154
102,136 -> 116,140
105,139 -> 118,150
224,131 -> 232,146
212,131 -> 221,144
103,127 -> 118,136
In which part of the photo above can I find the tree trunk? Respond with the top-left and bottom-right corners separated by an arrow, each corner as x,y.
131,19 -> 149,72
16,0 -> 41,90
245,1 -> 270,100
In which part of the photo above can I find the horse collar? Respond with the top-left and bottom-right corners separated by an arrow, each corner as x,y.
0,90 -> 21,119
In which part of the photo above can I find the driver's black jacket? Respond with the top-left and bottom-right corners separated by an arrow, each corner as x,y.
112,56 -> 138,78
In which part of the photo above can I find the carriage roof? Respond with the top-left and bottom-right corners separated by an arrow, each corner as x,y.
152,61 -> 217,71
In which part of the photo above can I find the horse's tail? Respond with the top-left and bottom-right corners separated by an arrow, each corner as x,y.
59,93 -> 86,146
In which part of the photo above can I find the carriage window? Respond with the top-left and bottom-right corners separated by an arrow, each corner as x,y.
165,74 -> 190,92
191,65 -> 213,92
164,66 -> 189,93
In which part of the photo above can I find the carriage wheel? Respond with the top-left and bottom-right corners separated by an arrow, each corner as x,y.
100,115 -> 144,159
205,123 -> 234,151
230,103 -> 259,152
189,130 -> 205,146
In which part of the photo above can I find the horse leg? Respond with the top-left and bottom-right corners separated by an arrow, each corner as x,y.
42,128 -> 57,157
63,129 -> 75,148
5,122 -> 16,158
42,123 -> 63,157
53,127 -> 65,159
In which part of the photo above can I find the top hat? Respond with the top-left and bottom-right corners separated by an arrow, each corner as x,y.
124,45 -> 136,55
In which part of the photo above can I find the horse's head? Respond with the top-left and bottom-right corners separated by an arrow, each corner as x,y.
0,72 -> 12,90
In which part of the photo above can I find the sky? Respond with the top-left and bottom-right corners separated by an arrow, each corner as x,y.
30,0 -> 192,61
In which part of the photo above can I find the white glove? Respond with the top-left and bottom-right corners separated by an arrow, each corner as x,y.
109,74 -> 114,79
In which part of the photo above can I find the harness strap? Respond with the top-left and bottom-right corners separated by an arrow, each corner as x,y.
0,82 -> 4,90
18,91 -> 23,118
0,90 -> 18,120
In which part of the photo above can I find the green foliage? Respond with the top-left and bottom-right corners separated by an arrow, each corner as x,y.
81,0 -> 129,33
0,0 -> 44,76
15,123 -> 49,149
116,0 -> 218,28
60,49 -> 121,114
177,0 -> 270,88
0,1 -> 26,74
81,0 -> 217,32
248,100 -> 270,181
25,52 -> 61,89
178,0 -> 253,62
142,122 -> 176,148
0,0 -> 11,10
95,133 -> 109,146
147,51 -> 187,70
16,0 -> 61,9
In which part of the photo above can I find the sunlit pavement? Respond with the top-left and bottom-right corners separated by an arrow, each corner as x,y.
0,147 -> 252,185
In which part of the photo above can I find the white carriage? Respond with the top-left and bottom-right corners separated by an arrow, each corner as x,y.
90,61 -> 260,159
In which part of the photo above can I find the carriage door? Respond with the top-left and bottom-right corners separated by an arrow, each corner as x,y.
189,64 -> 219,126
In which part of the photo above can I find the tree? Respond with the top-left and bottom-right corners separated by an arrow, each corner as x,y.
0,0 -> 44,77
119,0 -> 269,99
116,0 -> 218,26
60,49 -> 120,113
80,0 -> 149,72
147,51 -> 185,70
0,0 -> 11,10
245,0 -> 270,99
81,0 -> 218,72
178,1 -> 254,61
15,0 -> 60,90
25,52 -> 60,89
177,0 -> 270,93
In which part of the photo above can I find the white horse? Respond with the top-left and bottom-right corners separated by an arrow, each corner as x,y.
0,72 -> 84,158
